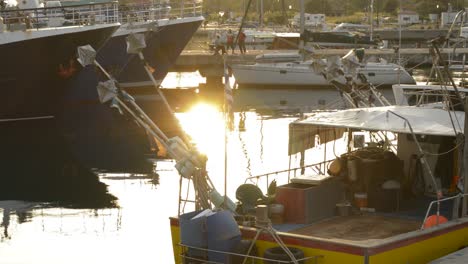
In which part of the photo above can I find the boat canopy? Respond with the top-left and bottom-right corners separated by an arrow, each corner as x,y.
289,105 -> 464,155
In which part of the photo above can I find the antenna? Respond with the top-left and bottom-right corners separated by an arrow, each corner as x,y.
299,0 -> 305,59
370,0 -> 374,41
398,0 -> 402,85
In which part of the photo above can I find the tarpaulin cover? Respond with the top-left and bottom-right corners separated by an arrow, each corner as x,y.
289,106 -> 464,154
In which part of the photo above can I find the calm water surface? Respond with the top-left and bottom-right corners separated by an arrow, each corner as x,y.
0,68 -> 446,263
0,114 -> 297,264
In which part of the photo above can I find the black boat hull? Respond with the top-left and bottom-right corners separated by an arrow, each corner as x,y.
61,17 -> 203,173
0,25 -> 119,118
0,24 -> 120,204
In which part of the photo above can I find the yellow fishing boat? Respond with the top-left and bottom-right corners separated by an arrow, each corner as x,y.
170,105 -> 468,264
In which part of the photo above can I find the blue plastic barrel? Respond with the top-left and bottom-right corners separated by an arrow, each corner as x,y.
180,210 -> 208,259
206,210 -> 241,263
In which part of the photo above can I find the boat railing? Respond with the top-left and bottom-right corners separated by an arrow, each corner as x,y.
405,89 -> 462,107
421,193 -> 468,230
0,1 -> 119,31
118,0 -> 202,24
244,159 -> 335,191
178,243 -> 323,264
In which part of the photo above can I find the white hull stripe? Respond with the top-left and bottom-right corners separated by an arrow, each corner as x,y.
112,16 -> 204,37
0,116 -> 55,122
0,23 -> 120,45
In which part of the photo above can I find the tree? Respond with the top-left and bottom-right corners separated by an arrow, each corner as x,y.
305,0 -> 330,14
383,0 -> 399,14
349,0 -> 368,12
415,0 -> 451,16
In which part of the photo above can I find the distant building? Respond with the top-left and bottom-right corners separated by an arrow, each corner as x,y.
441,11 -> 462,26
428,14 -> 439,24
291,13 -> 326,28
398,11 -> 419,25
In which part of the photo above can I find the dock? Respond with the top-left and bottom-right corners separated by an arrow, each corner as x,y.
176,48 -> 468,66
172,48 -> 468,89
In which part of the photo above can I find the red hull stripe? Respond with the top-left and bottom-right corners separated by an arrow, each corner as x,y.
169,217 -> 468,256
367,221 -> 468,255
240,228 -> 366,255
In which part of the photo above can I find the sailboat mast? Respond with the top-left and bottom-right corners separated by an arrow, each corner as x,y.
235,0 -> 254,46
370,0 -> 374,41
398,0 -> 402,84
299,0 -> 305,51
260,0 -> 264,28
281,0 -> 287,25
464,98 -> 468,216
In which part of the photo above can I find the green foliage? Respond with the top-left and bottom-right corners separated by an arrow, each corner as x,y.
201,0 -> 466,24
212,0 -> 466,14
264,10 -> 290,25
305,0 -> 330,14
382,0 -> 399,14
327,12 -> 367,24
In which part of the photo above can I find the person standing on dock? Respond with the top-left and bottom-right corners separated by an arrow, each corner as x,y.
238,30 -> 246,54
213,34 -> 226,55
226,29 -> 235,54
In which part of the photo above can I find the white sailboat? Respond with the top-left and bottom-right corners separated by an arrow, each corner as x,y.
231,58 -> 415,88
231,0 -> 415,89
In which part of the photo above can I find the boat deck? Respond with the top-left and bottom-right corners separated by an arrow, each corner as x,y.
289,214 -> 421,241
430,246 -> 468,263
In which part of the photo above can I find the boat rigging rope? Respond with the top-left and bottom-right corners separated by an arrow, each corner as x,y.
426,42 -> 464,136
422,140 -> 464,157
433,65 -> 463,134
81,40 -> 215,213
388,110 -> 442,199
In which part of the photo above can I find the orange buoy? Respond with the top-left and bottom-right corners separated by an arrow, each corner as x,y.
423,215 -> 448,229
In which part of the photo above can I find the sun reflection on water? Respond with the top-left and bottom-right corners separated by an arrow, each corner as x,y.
176,103 -> 226,155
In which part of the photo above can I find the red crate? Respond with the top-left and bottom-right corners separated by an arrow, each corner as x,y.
276,183 -> 311,224
276,179 -> 344,224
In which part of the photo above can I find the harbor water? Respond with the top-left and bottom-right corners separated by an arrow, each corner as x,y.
0,68 -> 453,263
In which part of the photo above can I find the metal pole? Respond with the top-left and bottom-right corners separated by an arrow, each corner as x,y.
431,43 -> 465,111
234,0 -> 253,46
388,110 -> 442,199
281,0 -> 287,25
136,52 -> 192,144
376,0 -> 379,28
256,0 -> 259,21
260,0 -> 263,28
178,173 -> 183,216
398,0 -> 402,85
370,0 -> 374,41
463,98 -> 468,216
180,0 -> 184,18
223,57 -> 229,208
299,0 -> 305,52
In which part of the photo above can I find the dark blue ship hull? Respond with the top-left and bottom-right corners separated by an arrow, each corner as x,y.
0,24 -> 120,204
117,18 -> 204,83
61,17 -> 203,173
59,65 -> 156,174
0,25 -> 119,119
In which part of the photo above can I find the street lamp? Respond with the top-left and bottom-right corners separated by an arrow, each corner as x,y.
218,11 -> 224,25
